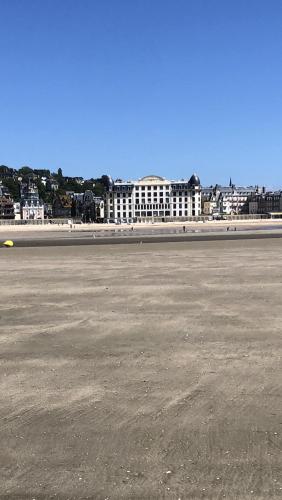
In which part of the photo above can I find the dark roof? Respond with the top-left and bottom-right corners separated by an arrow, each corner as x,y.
188,173 -> 201,187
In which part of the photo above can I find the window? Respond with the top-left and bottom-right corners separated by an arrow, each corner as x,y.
142,186 -> 145,191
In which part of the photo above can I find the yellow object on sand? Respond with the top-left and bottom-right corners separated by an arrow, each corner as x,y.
3,240 -> 14,247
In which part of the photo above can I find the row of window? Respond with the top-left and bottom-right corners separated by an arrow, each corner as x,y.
116,205 -> 132,210
112,192 -> 197,200
135,210 -> 194,217
135,186 -> 168,191
113,186 -> 132,192
117,212 -> 132,218
115,198 -> 132,204
135,204 -> 170,210
114,201 -> 199,209
114,209 -> 199,218
135,211 -> 171,217
136,198 -> 170,204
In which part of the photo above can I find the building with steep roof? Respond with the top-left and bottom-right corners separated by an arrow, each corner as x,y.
104,174 -> 201,222
202,184 -> 263,216
249,190 -> 282,215
20,183 -> 44,220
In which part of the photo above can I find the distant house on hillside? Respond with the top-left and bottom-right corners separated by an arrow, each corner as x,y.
46,178 -> 59,191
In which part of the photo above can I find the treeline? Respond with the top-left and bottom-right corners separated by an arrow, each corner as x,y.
0,165 -> 109,202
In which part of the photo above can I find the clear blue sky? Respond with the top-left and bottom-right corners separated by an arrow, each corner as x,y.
1,0 -> 282,186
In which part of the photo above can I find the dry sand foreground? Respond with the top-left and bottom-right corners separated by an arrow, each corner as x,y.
0,239 -> 281,500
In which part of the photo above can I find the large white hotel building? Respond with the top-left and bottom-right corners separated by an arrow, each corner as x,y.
104,173 -> 201,222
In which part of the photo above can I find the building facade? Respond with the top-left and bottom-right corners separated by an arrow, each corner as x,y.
105,174 -> 201,222
0,186 -> 14,219
21,183 -> 44,220
249,191 -> 282,215
202,183 -> 263,216
52,194 -> 72,218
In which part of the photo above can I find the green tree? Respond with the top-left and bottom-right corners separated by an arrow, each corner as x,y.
35,179 -> 47,202
93,182 -> 104,196
18,166 -> 33,177
3,178 -> 21,201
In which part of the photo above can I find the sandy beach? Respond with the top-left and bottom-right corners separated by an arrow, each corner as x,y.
0,237 -> 281,499
1,218 -> 282,233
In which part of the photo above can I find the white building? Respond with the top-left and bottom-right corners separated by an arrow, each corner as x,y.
105,174 -> 201,222
21,183 -> 44,220
13,202 -> 21,220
